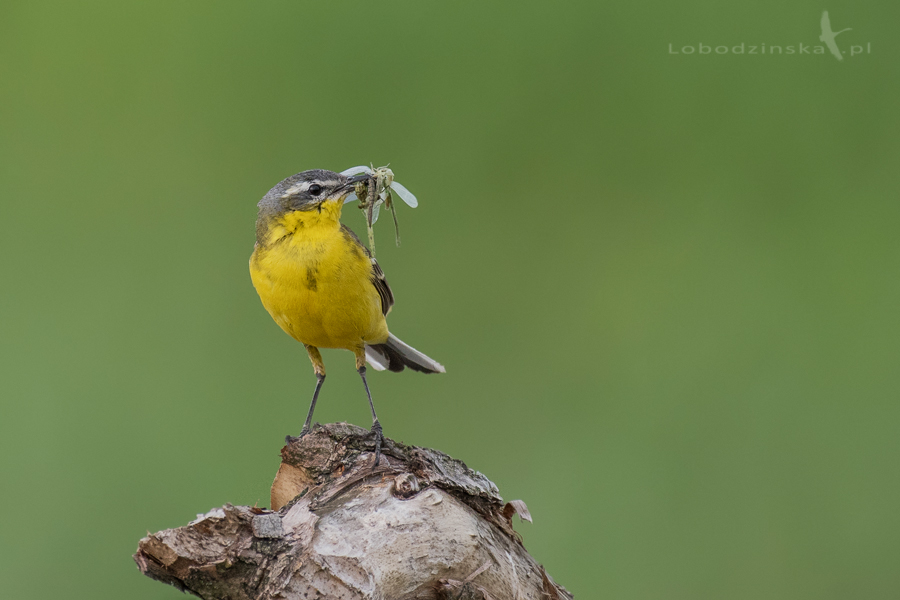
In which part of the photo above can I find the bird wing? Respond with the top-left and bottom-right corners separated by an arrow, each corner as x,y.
370,258 -> 394,316
340,224 -> 394,316
821,11 -> 831,33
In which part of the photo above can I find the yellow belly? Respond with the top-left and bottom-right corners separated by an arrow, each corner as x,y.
249,211 -> 388,350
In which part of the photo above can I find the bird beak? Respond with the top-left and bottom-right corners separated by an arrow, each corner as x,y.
337,173 -> 370,197
345,173 -> 370,184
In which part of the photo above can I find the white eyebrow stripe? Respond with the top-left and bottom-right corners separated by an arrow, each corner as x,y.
282,181 -> 311,197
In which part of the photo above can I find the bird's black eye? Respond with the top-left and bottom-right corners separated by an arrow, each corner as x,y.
309,184 -> 323,196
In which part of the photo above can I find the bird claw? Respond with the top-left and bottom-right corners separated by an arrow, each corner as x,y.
285,427 -> 311,446
371,421 -> 384,467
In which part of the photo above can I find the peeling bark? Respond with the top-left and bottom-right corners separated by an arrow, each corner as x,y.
135,422 -> 573,599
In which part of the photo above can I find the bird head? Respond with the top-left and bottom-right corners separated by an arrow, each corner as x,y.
255,169 -> 369,244
259,169 -> 367,214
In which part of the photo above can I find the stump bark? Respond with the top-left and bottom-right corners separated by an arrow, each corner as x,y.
134,422 -> 573,599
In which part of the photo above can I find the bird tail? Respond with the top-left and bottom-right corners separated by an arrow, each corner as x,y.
365,334 -> 446,374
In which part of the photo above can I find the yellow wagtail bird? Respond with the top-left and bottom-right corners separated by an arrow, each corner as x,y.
249,169 -> 445,462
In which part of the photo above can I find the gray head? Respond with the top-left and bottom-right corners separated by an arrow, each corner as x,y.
255,169 -> 367,242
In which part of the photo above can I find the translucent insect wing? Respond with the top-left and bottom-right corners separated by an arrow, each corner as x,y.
340,165 -> 373,177
390,181 -> 418,207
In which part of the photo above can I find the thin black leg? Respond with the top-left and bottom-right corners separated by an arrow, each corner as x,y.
300,373 -> 325,436
358,366 -> 383,466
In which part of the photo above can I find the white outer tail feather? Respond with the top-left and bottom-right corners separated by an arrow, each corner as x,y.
365,334 -> 446,373
365,346 -> 389,371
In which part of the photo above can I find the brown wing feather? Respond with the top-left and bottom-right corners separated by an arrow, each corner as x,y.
340,224 -> 394,316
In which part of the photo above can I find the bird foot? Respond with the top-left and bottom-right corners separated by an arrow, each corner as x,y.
370,420 -> 384,467
285,426 -> 311,446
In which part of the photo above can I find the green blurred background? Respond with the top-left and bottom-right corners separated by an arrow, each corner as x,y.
2,1 -> 898,598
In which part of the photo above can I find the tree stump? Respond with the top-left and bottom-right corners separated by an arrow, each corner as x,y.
134,422 -> 573,599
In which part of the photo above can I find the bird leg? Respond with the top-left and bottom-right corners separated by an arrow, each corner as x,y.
299,373 -> 325,435
288,346 -> 327,443
355,349 -> 383,466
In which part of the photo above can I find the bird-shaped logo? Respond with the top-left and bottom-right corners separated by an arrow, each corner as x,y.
820,11 -> 852,61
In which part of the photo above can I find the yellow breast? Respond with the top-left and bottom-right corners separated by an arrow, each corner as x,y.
249,200 -> 389,350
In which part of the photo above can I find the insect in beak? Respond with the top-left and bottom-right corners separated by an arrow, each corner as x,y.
339,173 -> 370,196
